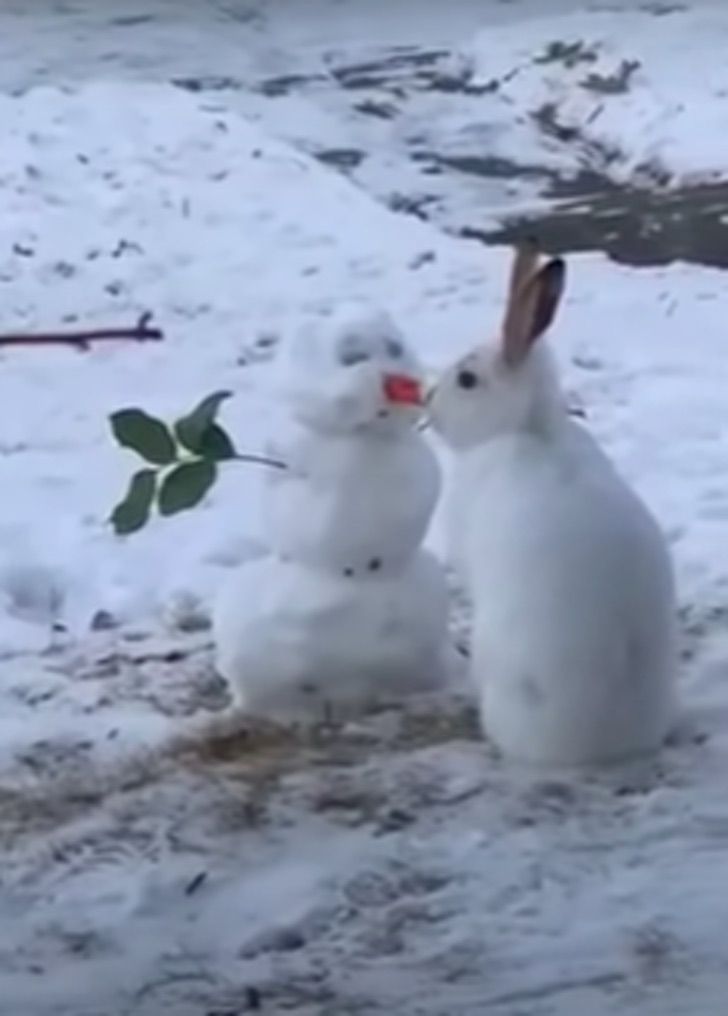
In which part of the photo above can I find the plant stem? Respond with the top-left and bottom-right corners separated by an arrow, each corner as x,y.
232,453 -> 288,470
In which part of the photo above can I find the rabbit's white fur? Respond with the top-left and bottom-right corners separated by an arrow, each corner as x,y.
428,252 -> 677,765
214,302 -> 449,716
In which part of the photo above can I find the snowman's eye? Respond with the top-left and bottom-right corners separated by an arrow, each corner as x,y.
386,338 -> 404,358
339,339 -> 370,367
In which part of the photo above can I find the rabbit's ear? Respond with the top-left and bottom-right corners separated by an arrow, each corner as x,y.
502,238 -> 541,360
502,257 -> 566,367
507,237 -> 540,305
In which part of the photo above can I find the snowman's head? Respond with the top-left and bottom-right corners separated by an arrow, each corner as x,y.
278,303 -> 426,436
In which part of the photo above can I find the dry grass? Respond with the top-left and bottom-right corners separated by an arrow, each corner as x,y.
0,690 -> 481,849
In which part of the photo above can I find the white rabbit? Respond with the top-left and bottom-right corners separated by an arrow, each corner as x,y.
264,302 -> 441,573
428,242 -> 677,765
213,301 -> 450,717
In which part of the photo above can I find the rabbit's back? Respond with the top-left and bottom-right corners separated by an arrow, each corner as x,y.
458,426 -> 676,764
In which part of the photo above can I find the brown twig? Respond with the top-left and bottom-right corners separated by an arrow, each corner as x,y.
0,312 -> 164,351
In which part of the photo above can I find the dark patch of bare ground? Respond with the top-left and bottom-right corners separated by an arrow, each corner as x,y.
406,130 -> 728,270
468,178 -> 728,270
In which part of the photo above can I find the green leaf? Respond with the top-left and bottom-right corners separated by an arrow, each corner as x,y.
110,469 -> 157,535
196,423 -> 236,461
174,390 -> 233,456
158,460 -> 218,516
110,409 -> 177,466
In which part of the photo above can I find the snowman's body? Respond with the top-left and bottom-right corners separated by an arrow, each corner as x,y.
213,303 -> 450,719
214,552 -> 448,718
265,423 -> 440,574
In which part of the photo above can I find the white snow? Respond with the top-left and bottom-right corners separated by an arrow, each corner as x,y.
2,1 -> 728,1013
462,7 -> 728,186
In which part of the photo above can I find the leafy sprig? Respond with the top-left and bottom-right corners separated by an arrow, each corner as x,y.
109,390 -> 284,535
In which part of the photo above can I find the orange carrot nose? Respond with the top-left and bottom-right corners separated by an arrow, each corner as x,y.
382,374 -> 422,406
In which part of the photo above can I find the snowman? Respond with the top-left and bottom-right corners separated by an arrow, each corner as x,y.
213,302 -> 451,719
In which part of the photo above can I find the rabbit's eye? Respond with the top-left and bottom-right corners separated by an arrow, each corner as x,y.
386,338 -> 403,358
339,346 -> 370,367
457,369 -> 479,390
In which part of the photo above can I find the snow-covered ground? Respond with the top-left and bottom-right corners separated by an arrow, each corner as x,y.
2,1 -> 728,1013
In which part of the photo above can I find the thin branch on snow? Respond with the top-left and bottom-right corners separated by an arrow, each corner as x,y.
0,312 -> 164,350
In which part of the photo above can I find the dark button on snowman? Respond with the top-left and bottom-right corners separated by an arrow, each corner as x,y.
213,302 -> 450,719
